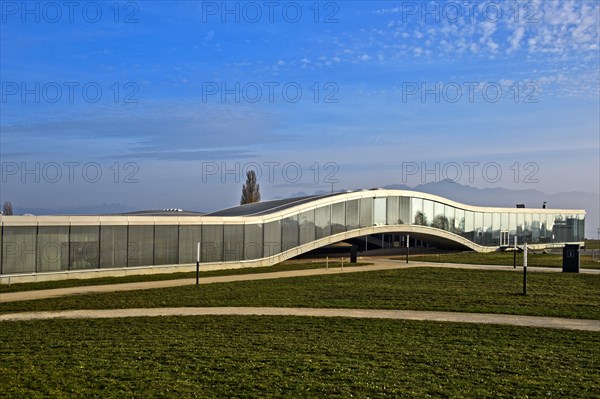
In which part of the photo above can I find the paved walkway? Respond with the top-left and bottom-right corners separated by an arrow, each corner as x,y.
2,260 -> 598,303
1,307 -> 598,332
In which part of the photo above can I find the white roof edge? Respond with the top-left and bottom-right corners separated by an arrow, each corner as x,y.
0,189 -> 586,226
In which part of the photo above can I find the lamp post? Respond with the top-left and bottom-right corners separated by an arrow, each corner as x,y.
406,234 -> 409,264
523,242 -> 527,296
196,242 -> 200,285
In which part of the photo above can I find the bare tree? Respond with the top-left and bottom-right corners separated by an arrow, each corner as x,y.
2,201 -> 13,215
240,170 -> 261,205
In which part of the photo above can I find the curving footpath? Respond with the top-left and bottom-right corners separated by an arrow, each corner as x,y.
1,307 -> 599,332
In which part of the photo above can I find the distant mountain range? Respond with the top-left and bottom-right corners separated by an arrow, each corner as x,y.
12,181 -> 599,238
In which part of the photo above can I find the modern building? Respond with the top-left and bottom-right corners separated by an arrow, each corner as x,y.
0,189 -> 585,283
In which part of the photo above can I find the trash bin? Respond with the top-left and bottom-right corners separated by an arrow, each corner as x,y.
562,244 -> 580,273
350,245 -> 357,263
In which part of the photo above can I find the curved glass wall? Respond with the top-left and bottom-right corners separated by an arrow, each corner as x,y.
0,192 -> 585,275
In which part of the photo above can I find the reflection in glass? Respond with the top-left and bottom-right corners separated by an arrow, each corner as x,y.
473,212 -> 483,244
202,225 -> 223,263
127,225 -> 155,267
178,225 -> 201,264
483,213 -> 492,245
282,215 -> 299,251
2,226 -> 37,274
531,214 -> 540,243
386,197 -> 399,225
331,202 -> 346,234
399,196 -> 410,224
360,198 -> 374,227
154,225 -> 179,265
423,200 -> 434,227
299,210 -> 316,245
37,226 -> 69,272
100,225 -> 128,268
346,200 -> 359,230
315,206 -> 331,239
224,224 -> 244,261
455,209 -> 465,234
70,226 -> 100,270
374,198 -> 387,226
445,205 -> 455,232
464,211 -> 474,240
492,213 -> 500,245
524,213 -> 532,243
412,198 -> 425,225
431,203 -> 449,230
244,223 -> 263,260
263,220 -> 281,257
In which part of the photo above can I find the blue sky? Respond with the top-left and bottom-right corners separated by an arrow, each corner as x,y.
1,0 -> 599,214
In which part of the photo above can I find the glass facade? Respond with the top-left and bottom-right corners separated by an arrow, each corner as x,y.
0,193 -> 586,275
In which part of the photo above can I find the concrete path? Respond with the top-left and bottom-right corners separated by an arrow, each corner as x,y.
1,307 -> 598,332
2,260 -> 598,303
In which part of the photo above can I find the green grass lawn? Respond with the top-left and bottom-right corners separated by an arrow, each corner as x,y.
1,316 -> 598,398
0,261 -> 368,294
406,251 -> 600,269
585,239 -> 600,249
2,268 -> 599,320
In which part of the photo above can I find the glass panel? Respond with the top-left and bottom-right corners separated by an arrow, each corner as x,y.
431,202 -> 448,230
386,197 -> 399,225
299,210 -> 316,245
464,211 -> 474,240
346,200 -> 359,230
531,214 -> 541,243
331,202 -> 346,234
37,226 -> 69,272
70,226 -> 100,270
399,196 -> 410,224
516,214 -> 525,244
178,225 -> 202,264
360,198 -> 373,227
483,213 -> 492,245
423,200 -> 434,227
547,214 -> 555,242
154,225 -> 179,265
315,205 -> 331,239
374,198 -> 386,226
509,213 -> 517,241
445,205 -> 455,233
454,209 -> 465,235
127,225 -> 154,267
577,214 -> 585,242
2,226 -> 36,274
202,225 -> 223,263
223,225 -> 244,262
501,213 -> 509,232
282,215 -> 299,251
244,223 -> 263,260
473,212 -> 483,244
524,214 -> 532,243
411,197 -> 424,225
492,213 -> 501,245
100,225 -> 127,268
263,220 -> 281,257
